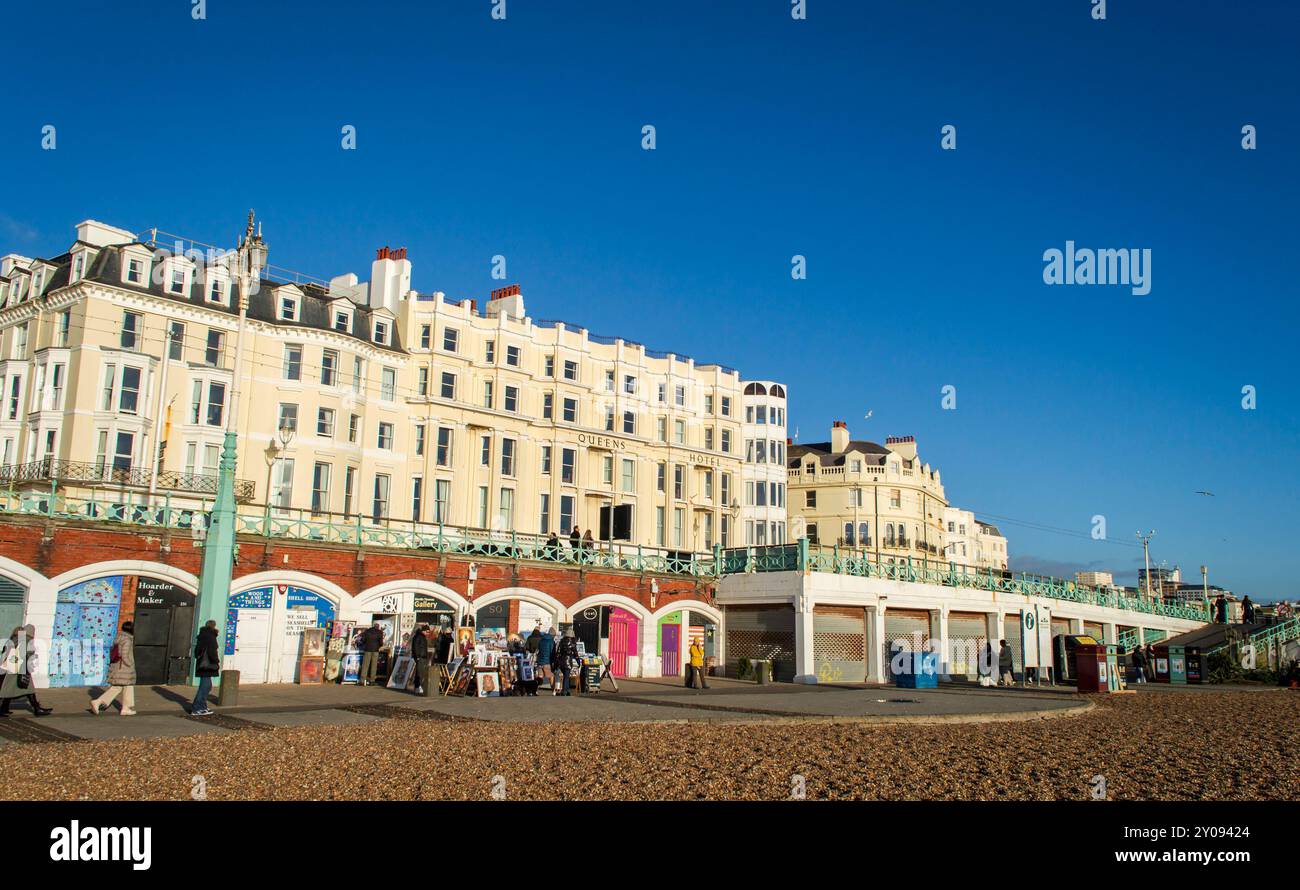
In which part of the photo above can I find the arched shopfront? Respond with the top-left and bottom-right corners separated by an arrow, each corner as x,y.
471,587 -> 564,649
225,574 -> 348,684
46,563 -> 199,687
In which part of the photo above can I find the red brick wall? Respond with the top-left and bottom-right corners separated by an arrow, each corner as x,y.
0,518 -> 715,613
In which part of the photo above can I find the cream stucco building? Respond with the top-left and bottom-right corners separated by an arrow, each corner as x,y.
0,218 -> 786,553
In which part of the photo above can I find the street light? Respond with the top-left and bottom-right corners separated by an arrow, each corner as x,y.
192,211 -> 268,684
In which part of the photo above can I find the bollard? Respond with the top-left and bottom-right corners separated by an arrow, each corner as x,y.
218,669 -> 240,706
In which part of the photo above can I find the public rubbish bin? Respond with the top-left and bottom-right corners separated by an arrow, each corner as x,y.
1168,645 -> 1187,685
1185,646 -> 1203,684
1074,643 -> 1110,693
895,650 -> 938,689
752,660 -> 771,684
1103,644 -> 1126,692
218,669 -> 240,706
1153,647 -> 1170,682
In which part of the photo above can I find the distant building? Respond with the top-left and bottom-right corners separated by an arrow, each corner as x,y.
1076,571 -> 1114,588
975,521 -> 1008,571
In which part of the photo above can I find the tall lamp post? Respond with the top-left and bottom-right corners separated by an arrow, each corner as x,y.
192,211 -> 267,682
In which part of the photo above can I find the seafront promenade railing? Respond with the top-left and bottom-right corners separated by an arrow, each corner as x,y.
719,541 -> 1211,623
0,489 -> 719,578
0,488 -> 1211,622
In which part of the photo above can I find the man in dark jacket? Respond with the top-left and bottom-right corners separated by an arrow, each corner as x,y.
410,624 -> 431,695
554,630 -> 581,696
526,627 -> 542,655
1214,595 -> 1227,624
359,622 -> 385,686
1130,645 -> 1148,683
435,627 -> 453,664
191,620 -> 221,716
536,629 -> 557,693
1242,596 -> 1255,624
997,640 -> 1015,686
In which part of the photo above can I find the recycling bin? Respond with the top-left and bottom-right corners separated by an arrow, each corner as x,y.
1103,644 -> 1126,692
1167,644 -> 1187,685
895,650 -> 938,689
1184,646 -> 1203,684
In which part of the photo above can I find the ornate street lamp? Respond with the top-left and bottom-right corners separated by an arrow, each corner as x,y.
192,211 -> 268,683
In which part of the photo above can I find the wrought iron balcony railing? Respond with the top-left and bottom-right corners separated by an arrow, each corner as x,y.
0,459 -> 255,502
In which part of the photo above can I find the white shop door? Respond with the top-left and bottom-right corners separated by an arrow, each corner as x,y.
229,608 -> 271,684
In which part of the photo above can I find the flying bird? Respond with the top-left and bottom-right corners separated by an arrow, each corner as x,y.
1195,491 -> 1215,497
864,410 -> 873,420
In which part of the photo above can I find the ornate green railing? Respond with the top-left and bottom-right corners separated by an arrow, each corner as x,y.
718,540 -> 1210,623
1205,617 -> 1300,656
0,490 -> 722,578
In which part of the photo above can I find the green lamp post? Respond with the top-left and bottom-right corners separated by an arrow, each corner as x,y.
191,211 -> 267,683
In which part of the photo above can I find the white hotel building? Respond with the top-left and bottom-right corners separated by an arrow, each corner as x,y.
0,217 -> 787,554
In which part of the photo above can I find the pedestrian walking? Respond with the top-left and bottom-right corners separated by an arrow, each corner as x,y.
435,625 -> 454,664
978,641 -> 995,687
526,626 -> 542,656
1242,596 -> 1255,624
190,620 -> 221,715
997,640 -> 1015,686
90,621 -> 137,716
569,526 -> 582,559
1214,595 -> 1227,624
686,638 -> 709,689
410,623 -> 432,694
359,621 -> 384,686
536,627 -> 556,692
554,629 -> 580,696
1130,645 -> 1147,684
0,625 -> 52,717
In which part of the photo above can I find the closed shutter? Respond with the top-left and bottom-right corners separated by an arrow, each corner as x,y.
1051,617 -> 1071,640
1083,621 -> 1104,640
884,609 -> 930,679
813,605 -> 866,683
1003,614 -> 1025,677
947,611 -> 987,680
0,576 -> 26,637
724,605 -> 796,682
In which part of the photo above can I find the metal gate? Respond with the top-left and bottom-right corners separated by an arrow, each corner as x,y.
724,605 -> 796,682
947,612 -> 987,680
884,609 -> 931,679
813,605 -> 867,683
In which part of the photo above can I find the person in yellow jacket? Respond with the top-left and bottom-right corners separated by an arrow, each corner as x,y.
687,639 -> 709,689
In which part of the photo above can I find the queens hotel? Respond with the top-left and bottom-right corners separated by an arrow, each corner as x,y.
0,217 -> 787,553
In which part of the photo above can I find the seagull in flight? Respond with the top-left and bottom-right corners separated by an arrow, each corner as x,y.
1195,491 -> 1215,497
864,410 -> 873,420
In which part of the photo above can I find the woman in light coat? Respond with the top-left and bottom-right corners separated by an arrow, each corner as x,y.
0,625 -> 53,716
90,621 -> 137,716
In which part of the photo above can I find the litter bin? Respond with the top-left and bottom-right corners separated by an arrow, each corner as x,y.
1167,645 -> 1187,685
895,650 -> 938,689
1153,647 -> 1171,682
753,659 -> 771,684
1103,644 -> 1126,692
218,669 -> 240,706
1184,646 -> 1203,684
1074,643 -> 1109,693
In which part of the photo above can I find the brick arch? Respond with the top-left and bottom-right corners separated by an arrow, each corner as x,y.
351,579 -> 470,621
470,586 -> 567,624
48,560 -> 199,594
651,600 -> 721,625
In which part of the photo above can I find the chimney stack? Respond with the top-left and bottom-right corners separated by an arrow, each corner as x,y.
369,246 -> 411,313
486,283 -> 525,320
831,421 -> 850,453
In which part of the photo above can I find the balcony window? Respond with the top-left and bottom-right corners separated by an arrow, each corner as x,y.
119,367 -> 141,414
381,367 -> 396,401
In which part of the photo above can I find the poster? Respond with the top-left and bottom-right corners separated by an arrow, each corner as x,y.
341,652 -> 362,684
387,656 -> 415,689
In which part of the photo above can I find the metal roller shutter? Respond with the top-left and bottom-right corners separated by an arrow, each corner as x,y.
0,576 -> 26,636
813,605 -> 867,683
1051,617 -> 1071,640
724,605 -> 796,682
947,611 -> 987,680
1003,614 -> 1024,678
884,609 -> 930,679
1083,621 -> 1104,640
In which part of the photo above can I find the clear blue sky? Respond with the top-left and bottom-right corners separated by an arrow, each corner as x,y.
1,1 -> 1296,598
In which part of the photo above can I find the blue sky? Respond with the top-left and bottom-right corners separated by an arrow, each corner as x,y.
1,1 -> 1296,598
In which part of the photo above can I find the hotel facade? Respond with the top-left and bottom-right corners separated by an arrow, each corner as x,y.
0,219 -> 787,555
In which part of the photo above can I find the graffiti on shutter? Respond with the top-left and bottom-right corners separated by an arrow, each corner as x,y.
947,612 -> 987,680
884,610 -> 930,679
813,606 -> 866,683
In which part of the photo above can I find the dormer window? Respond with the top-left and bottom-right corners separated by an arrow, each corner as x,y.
32,269 -> 45,295
333,310 -> 351,333
207,276 -> 228,304
167,265 -> 188,296
373,319 -> 390,345
125,258 -> 145,285
71,253 -> 85,281
278,294 -> 300,322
